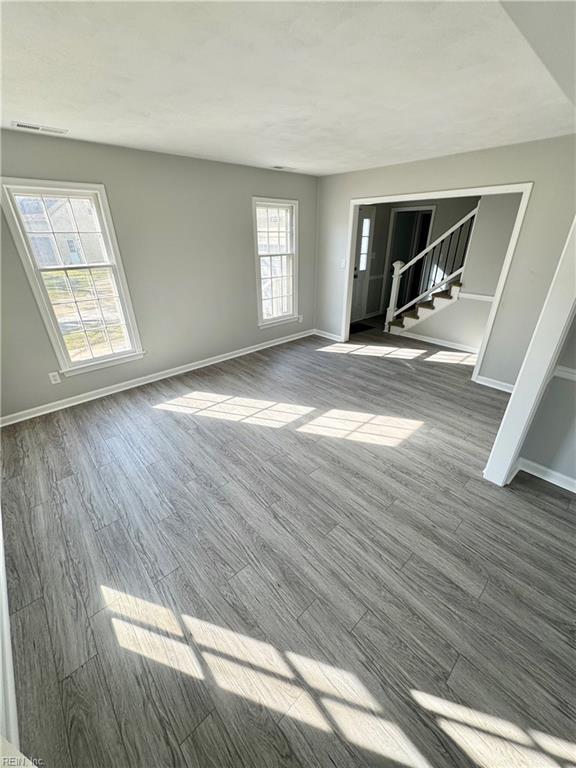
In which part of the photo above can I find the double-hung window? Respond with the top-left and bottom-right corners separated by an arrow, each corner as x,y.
253,198 -> 298,326
2,178 -> 143,375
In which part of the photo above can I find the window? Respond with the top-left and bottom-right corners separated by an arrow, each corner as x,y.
253,198 -> 298,326
2,179 -> 143,375
359,217 -> 371,272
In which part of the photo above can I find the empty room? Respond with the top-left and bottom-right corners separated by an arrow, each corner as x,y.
1,2 -> 575,767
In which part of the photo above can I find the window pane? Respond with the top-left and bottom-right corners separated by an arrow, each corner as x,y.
80,232 -> 108,263
42,271 -> 73,303
282,277 -> 292,296
261,279 -> 272,300
63,331 -> 92,361
44,197 -> 76,231
68,270 -> 96,300
100,297 -> 124,324
273,297 -> 283,316
272,277 -> 282,298
107,324 -> 131,353
282,295 -> 292,314
86,329 -> 112,358
257,233 -> 269,255
268,232 -> 280,254
262,299 -> 273,319
271,256 -> 282,276
70,198 -> 100,232
90,267 -> 117,297
29,234 -> 61,267
55,233 -> 85,265
53,303 -> 83,335
256,207 -> 268,230
260,257 -> 271,278
77,300 -> 104,329
362,218 -> 370,236
282,255 -> 292,275
15,196 -> 50,232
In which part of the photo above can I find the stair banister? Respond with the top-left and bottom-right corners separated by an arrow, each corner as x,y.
386,260 -> 405,325
398,206 -> 479,275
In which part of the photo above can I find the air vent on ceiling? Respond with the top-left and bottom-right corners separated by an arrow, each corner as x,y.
11,121 -> 68,135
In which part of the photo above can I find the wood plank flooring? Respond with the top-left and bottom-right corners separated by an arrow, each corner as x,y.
3,331 -> 575,768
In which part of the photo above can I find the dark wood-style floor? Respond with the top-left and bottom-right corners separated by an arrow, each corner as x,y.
3,331 -> 575,768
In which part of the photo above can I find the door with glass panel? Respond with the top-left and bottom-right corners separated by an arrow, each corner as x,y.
350,206 -> 376,322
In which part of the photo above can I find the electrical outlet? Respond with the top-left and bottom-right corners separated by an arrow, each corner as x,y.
48,371 -> 61,384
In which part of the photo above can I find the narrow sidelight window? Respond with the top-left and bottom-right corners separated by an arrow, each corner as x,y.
253,198 -> 298,326
2,179 -> 143,375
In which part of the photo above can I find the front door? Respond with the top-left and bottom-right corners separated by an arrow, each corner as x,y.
351,206 -> 376,322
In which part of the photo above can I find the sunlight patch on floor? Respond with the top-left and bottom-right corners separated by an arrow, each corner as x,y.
103,586 -> 573,766
438,719 -> 560,768
412,689 -> 531,745
317,342 -> 426,359
153,392 -> 422,446
425,350 -> 478,366
411,689 -> 572,768
184,615 -> 294,679
298,410 -> 423,446
154,391 -> 314,427
112,618 -> 203,678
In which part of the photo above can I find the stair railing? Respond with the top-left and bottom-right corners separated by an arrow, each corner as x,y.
386,206 -> 478,330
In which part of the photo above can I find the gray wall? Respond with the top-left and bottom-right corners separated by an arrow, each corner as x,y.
520,315 -> 576,482
411,299 -> 491,351
462,193 -> 522,296
1,130 -> 318,417
316,134 -> 576,385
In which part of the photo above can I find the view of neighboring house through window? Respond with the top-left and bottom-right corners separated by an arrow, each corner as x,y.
253,198 -> 298,325
2,179 -> 142,374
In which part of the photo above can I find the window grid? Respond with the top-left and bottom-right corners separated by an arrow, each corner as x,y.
3,181 -> 141,371
254,201 -> 297,324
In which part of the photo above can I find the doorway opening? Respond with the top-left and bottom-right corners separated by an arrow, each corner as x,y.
342,183 -> 533,383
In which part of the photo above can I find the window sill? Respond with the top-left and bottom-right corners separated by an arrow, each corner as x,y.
258,315 -> 301,329
61,350 -> 145,377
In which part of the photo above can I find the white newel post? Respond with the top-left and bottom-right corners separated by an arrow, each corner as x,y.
386,260 -> 405,329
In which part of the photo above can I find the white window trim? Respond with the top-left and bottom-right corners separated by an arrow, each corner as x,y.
1,177 -> 144,376
252,197 -> 299,328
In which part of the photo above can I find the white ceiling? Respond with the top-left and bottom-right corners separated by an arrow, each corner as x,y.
2,1 -> 575,175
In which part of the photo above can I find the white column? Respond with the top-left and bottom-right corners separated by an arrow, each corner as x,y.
386,260 -> 405,329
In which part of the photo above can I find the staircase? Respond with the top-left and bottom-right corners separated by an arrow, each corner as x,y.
386,206 -> 477,335
389,280 -> 462,334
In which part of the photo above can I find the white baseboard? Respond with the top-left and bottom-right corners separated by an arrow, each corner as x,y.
513,458 -> 576,494
472,374 -> 514,393
555,365 -> 576,382
399,331 -> 478,354
458,292 -> 494,303
312,329 -> 346,342
0,329 -> 321,427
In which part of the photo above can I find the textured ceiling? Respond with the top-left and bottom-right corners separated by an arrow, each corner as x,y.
2,1 -> 575,175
